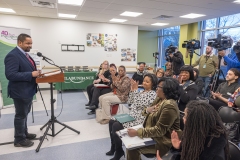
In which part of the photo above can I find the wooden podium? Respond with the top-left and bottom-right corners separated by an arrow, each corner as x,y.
35,70 -> 80,152
36,70 -> 64,83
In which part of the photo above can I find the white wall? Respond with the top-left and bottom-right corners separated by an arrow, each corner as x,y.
0,14 -> 138,67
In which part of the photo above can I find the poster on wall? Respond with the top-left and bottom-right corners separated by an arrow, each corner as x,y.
121,48 -> 136,62
86,33 -> 104,47
0,26 -> 31,107
29,49 -> 41,70
104,34 -> 117,52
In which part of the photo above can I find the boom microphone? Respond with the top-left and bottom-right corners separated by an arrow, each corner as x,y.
37,52 -> 52,61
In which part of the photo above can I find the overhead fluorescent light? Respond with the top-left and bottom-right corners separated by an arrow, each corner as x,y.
109,18 -> 127,22
58,13 -> 76,18
180,13 -> 205,19
58,0 -> 83,6
120,11 -> 142,17
0,8 -> 15,13
151,23 -> 169,26
233,0 -> 240,4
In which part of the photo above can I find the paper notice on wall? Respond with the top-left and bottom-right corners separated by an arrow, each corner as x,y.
86,33 -> 104,47
104,34 -> 117,52
121,48 -> 136,62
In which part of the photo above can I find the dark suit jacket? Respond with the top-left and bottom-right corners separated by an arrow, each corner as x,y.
4,47 -> 37,99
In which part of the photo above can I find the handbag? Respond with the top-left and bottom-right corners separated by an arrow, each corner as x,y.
162,150 -> 181,160
196,96 -> 209,103
223,122 -> 240,144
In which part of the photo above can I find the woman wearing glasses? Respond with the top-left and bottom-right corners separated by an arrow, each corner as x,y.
127,77 -> 181,160
106,73 -> 158,160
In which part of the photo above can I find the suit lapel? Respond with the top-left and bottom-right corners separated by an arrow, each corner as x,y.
16,47 -> 35,70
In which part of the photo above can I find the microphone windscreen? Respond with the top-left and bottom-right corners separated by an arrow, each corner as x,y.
37,52 -> 42,57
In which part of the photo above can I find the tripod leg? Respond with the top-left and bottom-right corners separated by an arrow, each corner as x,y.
40,120 -> 50,130
36,122 -> 52,152
55,120 -> 80,134
37,85 -> 49,116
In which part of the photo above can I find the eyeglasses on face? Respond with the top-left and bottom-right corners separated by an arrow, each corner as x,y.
157,85 -> 163,89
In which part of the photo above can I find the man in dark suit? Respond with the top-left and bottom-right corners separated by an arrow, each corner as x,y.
4,33 -> 40,147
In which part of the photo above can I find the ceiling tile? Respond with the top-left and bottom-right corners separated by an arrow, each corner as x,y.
14,9 -> 39,16
88,0 -> 114,3
57,4 -> 81,11
4,0 -> 32,6
84,1 -> 110,9
80,7 -> 103,13
112,0 -> 145,6
38,12 -> 58,18
58,9 -> 79,14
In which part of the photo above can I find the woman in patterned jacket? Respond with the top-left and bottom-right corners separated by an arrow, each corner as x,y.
106,73 -> 158,160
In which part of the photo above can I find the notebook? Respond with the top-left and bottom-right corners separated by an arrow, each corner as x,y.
94,84 -> 109,88
112,114 -> 135,123
117,124 -> 156,150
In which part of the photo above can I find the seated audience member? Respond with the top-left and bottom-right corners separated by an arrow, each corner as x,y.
164,62 -> 174,77
155,68 -> 165,80
132,62 -> 147,85
178,65 -> 198,111
158,101 -> 228,160
126,77 -> 181,160
85,60 -> 110,107
97,65 -> 131,124
193,68 -> 204,96
228,87 -> 240,112
106,73 -> 158,160
86,63 -> 118,115
209,68 -> 240,111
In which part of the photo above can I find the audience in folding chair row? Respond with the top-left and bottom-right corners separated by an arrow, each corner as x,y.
83,62 -> 240,160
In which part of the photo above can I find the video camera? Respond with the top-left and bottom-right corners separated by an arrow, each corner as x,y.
208,34 -> 233,51
182,39 -> 201,50
153,52 -> 159,58
233,40 -> 240,53
165,44 -> 177,62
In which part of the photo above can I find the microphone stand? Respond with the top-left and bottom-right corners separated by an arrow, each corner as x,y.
36,56 -> 80,152
42,57 -> 63,72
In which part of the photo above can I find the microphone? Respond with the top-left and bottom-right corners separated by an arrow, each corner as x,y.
37,52 -> 62,72
37,52 -> 52,61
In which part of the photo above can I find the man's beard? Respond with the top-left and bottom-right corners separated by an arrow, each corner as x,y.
206,51 -> 211,55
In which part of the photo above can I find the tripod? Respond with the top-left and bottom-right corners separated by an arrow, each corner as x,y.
204,55 -> 225,97
153,53 -> 158,73
189,48 -> 200,66
36,82 -> 80,152
31,85 -> 48,123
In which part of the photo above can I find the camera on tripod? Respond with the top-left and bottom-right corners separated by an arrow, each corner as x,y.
207,34 -> 233,51
233,40 -> 240,52
153,52 -> 159,57
182,39 -> 201,50
165,44 -> 177,62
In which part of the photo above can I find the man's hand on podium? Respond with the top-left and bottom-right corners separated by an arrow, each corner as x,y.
32,70 -> 41,77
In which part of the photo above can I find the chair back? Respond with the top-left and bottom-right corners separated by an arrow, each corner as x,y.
218,106 -> 240,123
229,140 -> 240,160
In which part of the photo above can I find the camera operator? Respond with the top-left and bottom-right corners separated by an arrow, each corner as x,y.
192,46 -> 218,97
168,48 -> 185,76
218,40 -> 240,72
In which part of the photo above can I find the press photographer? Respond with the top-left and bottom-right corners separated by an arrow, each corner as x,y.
165,45 -> 184,76
218,40 -> 240,72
